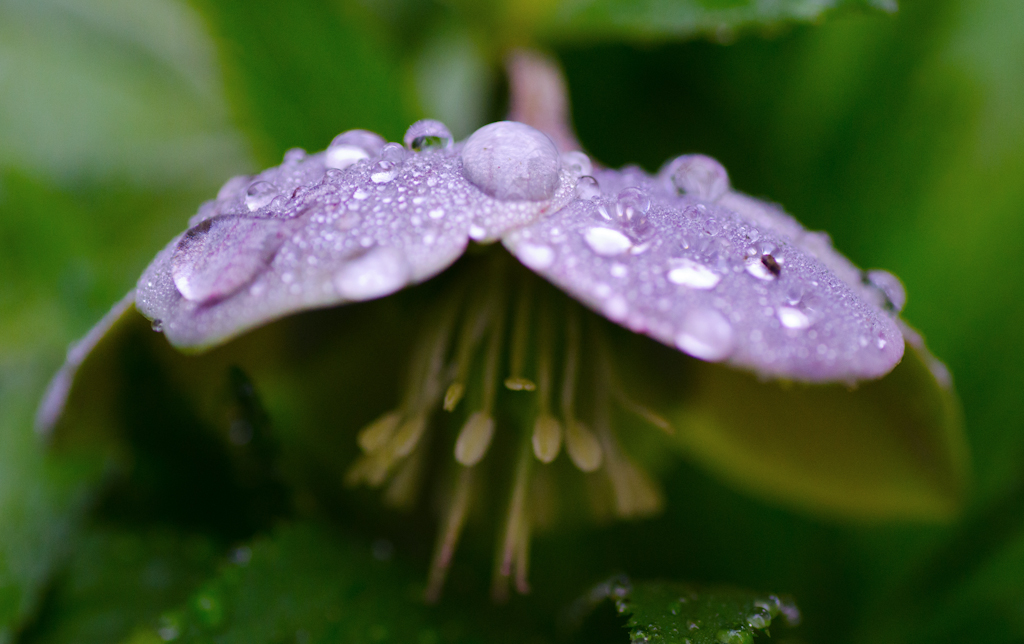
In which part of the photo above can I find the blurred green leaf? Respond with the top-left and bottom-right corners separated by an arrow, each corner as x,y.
676,341 -> 966,521
0,362 -> 106,644
610,326 -> 968,522
135,521 -> 544,644
536,0 -> 894,42
20,528 -> 219,644
192,0 -> 415,162
612,579 -> 799,644
0,0 -> 249,187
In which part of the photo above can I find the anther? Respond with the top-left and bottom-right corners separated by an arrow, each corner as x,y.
454,411 -> 495,466
357,411 -> 401,453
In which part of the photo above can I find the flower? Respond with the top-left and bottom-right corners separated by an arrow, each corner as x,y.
36,55 -> 930,604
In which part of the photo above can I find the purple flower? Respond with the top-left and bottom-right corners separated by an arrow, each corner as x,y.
39,111 -> 917,602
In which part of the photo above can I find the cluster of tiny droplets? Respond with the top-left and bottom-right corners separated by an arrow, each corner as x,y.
133,117 -> 908,599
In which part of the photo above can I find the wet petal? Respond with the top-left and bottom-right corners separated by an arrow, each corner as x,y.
503,164 -> 904,382
136,121 -> 576,350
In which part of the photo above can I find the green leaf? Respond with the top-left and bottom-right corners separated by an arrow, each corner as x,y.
0,0 -> 249,187
534,0 -> 895,42
133,522 -> 542,644
0,362 -> 106,643
604,578 -> 799,644
612,324 -> 968,522
192,0 -> 414,162
20,528 -> 219,644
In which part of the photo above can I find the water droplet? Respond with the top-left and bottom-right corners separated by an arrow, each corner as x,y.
217,174 -> 251,200
865,269 -> 905,313
283,147 -> 307,163
778,306 -> 810,329
664,154 -> 730,201
667,258 -> 721,290
404,119 -> 453,151
245,181 -> 277,211
371,144 -> 405,183
616,187 -> 651,232
461,121 -> 561,201
746,610 -> 772,630
584,227 -> 632,256
326,129 -> 384,169
715,629 -> 752,644
675,308 -> 734,362
334,246 -> 410,300
576,175 -> 601,200
151,318 -> 163,332
514,241 -> 556,270
172,215 -> 285,304
703,217 -> 722,236
561,150 -> 592,176
428,208 -> 445,220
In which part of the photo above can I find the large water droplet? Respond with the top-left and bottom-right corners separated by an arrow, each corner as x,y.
461,121 -> 560,201
576,175 -> 601,200
664,154 -> 730,201
404,120 -> 453,152
245,181 -> 277,211
675,308 -> 734,362
171,215 -> 285,304
334,246 -> 410,300
865,269 -> 905,313
584,227 -> 632,256
667,258 -> 721,290
325,129 -> 384,169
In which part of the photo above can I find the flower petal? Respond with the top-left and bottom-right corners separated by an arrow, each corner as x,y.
136,124 -> 576,350
502,164 -> 904,382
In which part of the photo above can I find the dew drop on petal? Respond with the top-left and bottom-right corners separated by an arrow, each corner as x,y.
334,246 -> 411,300
513,241 -> 556,270
171,215 -> 285,304
245,181 -> 277,211
777,306 -> 811,329
675,308 -> 734,362
283,147 -> 307,163
326,129 -> 385,169
617,187 -> 651,221
217,174 -> 251,200
576,175 -> 601,200
561,150 -> 592,176
664,154 -> 730,201
371,144 -> 405,183
866,269 -> 906,313
584,227 -> 632,256
667,258 -> 721,290
404,119 -> 453,151
461,121 -> 560,201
